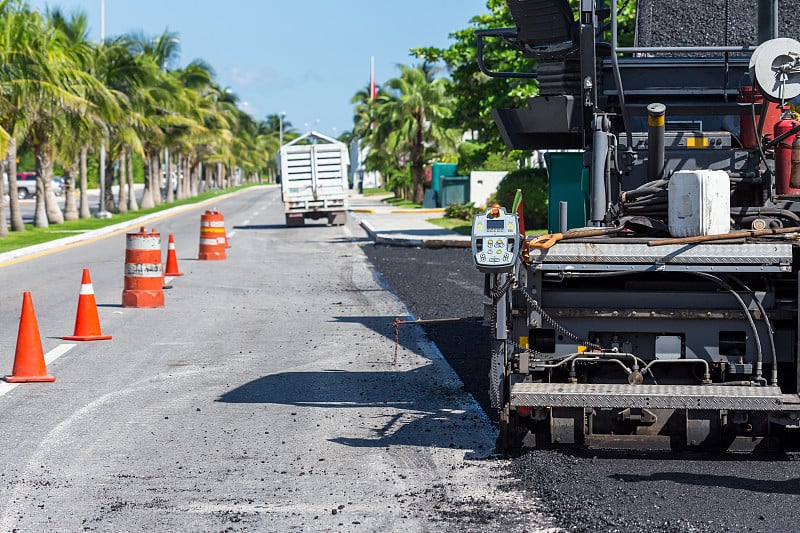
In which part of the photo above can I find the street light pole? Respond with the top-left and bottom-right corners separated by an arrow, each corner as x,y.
96,0 -> 110,217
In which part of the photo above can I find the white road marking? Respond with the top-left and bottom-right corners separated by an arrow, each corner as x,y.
242,219 -> 251,226
0,343 -> 76,396
228,230 -> 236,238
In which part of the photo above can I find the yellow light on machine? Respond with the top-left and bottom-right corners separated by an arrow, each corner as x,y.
685,135 -> 709,148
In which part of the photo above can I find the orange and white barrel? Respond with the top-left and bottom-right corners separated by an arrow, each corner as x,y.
198,210 -> 227,260
122,227 -> 165,307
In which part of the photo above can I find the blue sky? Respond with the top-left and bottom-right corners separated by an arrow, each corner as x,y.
27,0 -> 489,138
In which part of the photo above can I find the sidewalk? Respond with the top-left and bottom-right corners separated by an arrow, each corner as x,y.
348,194 -> 471,248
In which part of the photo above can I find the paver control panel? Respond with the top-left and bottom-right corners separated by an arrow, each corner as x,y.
471,206 -> 520,273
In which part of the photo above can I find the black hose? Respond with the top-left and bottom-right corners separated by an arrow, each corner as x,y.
724,275 -> 778,386
732,207 -> 800,223
689,272 -> 764,383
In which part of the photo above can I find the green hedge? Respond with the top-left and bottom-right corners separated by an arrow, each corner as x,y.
493,168 -> 548,229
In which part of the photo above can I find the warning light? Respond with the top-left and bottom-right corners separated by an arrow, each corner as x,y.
577,345 -> 587,353
488,207 -> 500,218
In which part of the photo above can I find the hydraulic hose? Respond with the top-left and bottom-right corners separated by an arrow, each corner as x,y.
690,272 -> 764,383
724,275 -> 778,386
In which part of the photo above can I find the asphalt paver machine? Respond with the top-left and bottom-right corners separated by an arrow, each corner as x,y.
472,0 -> 800,450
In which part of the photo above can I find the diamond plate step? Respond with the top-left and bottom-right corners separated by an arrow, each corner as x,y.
510,383 -> 784,410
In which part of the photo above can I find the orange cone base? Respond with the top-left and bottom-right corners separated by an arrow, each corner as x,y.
5,373 -> 55,383
122,290 -> 165,308
63,333 -> 112,341
198,252 -> 226,261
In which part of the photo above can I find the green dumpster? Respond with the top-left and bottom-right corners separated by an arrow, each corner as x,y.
544,152 -> 589,233
440,176 -> 470,207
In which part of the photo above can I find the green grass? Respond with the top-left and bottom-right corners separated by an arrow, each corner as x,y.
362,187 -> 392,196
0,185 -> 255,254
384,197 -> 421,209
427,217 -> 472,236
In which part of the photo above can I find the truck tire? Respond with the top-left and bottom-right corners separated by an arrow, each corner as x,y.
286,214 -> 304,227
327,212 -> 346,226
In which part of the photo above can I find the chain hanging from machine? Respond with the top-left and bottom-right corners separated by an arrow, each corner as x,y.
520,286 -> 604,351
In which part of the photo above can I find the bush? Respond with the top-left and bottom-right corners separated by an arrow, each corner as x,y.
444,202 -> 482,221
493,168 -> 548,229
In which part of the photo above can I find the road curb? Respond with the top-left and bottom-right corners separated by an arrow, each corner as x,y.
358,219 -> 470,249
0,187 -> 255,267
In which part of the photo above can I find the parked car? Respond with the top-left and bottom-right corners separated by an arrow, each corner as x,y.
52,176 -> 64,196
15,172 -> 36,199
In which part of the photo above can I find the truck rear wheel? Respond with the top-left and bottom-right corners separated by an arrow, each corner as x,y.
285,214 -> 304,227
327,212 -> 346,226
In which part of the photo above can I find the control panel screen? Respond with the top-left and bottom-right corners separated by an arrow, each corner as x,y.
486,219 -> 505,231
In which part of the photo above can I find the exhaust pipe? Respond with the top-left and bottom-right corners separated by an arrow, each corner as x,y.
647,103 -> 666,181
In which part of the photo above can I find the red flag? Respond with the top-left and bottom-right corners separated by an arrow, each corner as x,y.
370,56 -> 377,100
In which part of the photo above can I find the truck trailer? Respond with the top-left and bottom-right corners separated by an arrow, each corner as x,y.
279,131 -> 348,227
473,0 -> 800,450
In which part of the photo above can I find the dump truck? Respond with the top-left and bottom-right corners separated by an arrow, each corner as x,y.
473,0 -> 800,451
279,131 -> 348,227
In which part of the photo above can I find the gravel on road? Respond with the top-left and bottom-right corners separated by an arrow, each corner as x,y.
361,243 -> 800,533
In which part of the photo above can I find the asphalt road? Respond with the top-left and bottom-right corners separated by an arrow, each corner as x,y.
4,186 -> 798,532
0,186 -> 551,532
362,244 -> 800,533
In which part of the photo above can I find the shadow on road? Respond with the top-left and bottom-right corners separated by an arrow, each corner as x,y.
217,366 -> 492,455
613,471 -> 800,495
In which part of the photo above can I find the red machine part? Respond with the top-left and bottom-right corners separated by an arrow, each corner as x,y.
739,86 -> 782,148
774,117 -> 800,195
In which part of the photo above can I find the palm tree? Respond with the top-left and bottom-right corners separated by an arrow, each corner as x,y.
370,64 -> 459,203
0,1 -> 45,232
47,7 -> 115,221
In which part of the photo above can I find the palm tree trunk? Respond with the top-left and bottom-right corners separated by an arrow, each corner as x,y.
165,148 -> 174,203
197,162 -> 204,194
79,146 -> 91,218
63,160 -> 79,221
0,160 -> 8,237
127,147 -> 138,211
79,146 -> 90,218
183,156 -> 191,197
118,151 -> 128,214
190,160 -> 199,196
34,135 -> 64,225
175,153 -> 184,201
103,153 -> 115,213
140,149 -> 154,209
412,114 -> 425,205
152,150 -> 162,206
5,138 -> 25,232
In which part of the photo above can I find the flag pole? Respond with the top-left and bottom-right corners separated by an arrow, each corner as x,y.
370,56 -> 375,100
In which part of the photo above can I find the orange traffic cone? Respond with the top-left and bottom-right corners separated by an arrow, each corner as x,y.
164,234 -> 184,276
63,268 -> 112,341
5,292 -> 55,383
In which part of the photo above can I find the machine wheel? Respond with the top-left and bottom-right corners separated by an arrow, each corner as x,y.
497,407 -> 529,453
